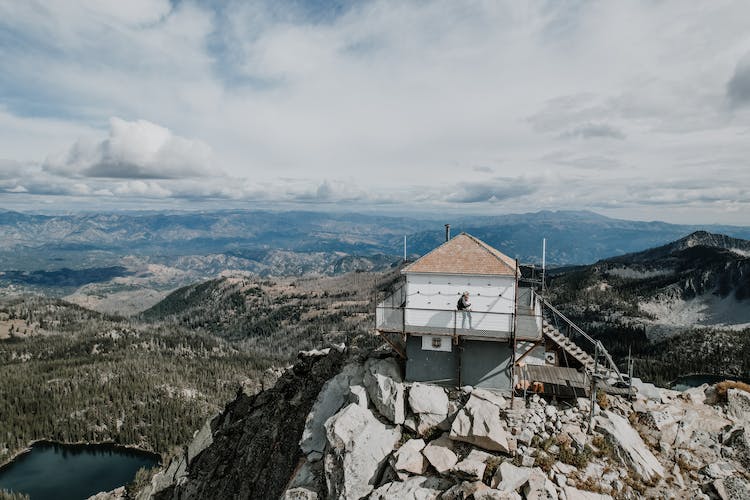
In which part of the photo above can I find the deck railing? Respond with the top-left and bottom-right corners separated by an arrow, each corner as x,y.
540,298 -> 627,385
376,286 -> 542,341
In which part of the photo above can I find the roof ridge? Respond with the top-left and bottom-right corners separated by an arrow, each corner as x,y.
402,232 -> 517,276
400,234 -> 458,273
462,233 -> 517,272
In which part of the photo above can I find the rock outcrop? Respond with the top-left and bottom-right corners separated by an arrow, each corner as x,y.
595,410 -> 665,482
728,388 -> 750,422
134,348 -> 750,500
422,433 -> 458,474
324,403 -> 401,499
450,392 -> 512,453
392,438 -> 428,475
301,363 -> 365,461
143,348 -> 348,500
408,382 -> 449,434
370,476 -> 451,499
363,357 -> 405,425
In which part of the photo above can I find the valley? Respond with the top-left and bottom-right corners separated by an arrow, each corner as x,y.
1,208 -> 749,498
548,231 -> 750,385
0,270 -> 391,471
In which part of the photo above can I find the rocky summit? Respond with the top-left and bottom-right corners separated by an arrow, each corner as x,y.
134,348 -> 750,500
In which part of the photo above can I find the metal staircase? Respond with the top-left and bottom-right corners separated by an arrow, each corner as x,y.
542,320 -> 597,371
540,299 -> 627,386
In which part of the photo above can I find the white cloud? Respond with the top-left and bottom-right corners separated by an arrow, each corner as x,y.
1,1 -> 750,224
44,117 -> 214,179
112,180 -> 172,197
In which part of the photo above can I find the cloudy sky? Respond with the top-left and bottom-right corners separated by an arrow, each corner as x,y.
1,0 -> 750,224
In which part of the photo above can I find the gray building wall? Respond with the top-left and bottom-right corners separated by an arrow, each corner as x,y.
459,340 -> 514,390
405,335 -> 459,386
405,335 -> 514,390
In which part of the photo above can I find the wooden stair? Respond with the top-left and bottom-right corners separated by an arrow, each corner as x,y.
542,320 -> 597,373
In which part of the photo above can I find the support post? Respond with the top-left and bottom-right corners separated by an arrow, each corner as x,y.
541,238 -> 546,295
588,342 -> 599,434
511,259 -> 519,407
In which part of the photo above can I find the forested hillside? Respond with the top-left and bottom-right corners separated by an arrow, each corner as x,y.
0,270 -> 395,467
547,231 -> 750,385
140,270 -> 394,356
0,298 -> 281,466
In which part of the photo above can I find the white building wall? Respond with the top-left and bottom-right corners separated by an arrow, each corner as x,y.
404,273 -> 516,334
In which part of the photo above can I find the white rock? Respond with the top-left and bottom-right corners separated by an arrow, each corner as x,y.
491,461 -> 531,491
555,473 -> 566,488
595,410 -> 665,482
523,467 -> 557,500
471,388 -> 509,409
474,490 -> 523,500
422,434 -> 458,474
147,453 -> 187,498
521,455 -> 535,467
577,398 -> 591,412
517,428 -> 534,447
403,416 -> 418,434
452,457 -> 487,480
393,438 -> 428,475
631,377 -> 661,401
544,406 -> 557,419
450,394 -> 512,453
682,386 -> 707,405
409,383 -> 449,434
552,462 -> 576,475
562,486 -> 614,499
348,385 -> 368,408
409,383 -> 449,414
370,476 -> 451,500
465,448 -> 494,463
441,480 -> 492,500
187,416 -> 214,464
324,403 -> 401,500
299,348 -> 331,357
364,357 -> 405,425
281,487 -> 319,500
728,388 -> 750,423
702,461 -> 736,479
301,364 -> 364,460
87,487 -> 126,500
418,413 -> 448,435
713,476 -> 750,500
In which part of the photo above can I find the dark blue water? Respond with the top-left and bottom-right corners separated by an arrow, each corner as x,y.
0,442 -> 159,500
671,373 -> 750,391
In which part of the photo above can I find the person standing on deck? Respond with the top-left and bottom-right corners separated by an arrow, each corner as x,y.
457,291 -> 472,329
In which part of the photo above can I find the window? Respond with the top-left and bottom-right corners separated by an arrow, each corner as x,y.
431,337 -> 442,348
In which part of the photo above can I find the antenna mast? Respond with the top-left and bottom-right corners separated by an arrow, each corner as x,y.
541,238 -> 546,294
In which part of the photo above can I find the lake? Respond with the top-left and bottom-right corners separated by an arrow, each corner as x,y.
0,442 -> 159,500
671,373 -> 750,391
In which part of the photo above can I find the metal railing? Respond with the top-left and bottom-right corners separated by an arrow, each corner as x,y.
376,293 -> 543,341
540,298 -> 626,385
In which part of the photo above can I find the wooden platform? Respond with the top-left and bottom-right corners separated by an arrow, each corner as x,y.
518,364 -> 589,398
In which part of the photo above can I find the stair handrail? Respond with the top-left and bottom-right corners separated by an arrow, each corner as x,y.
540,298 -> 597,346
596,340 -> 626,385
540,298 -> 626,385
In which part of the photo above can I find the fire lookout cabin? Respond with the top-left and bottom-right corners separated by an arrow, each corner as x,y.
376,232 -> 627,396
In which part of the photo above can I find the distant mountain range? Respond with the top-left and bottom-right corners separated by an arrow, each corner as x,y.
406,211 -> 750,265
549,230 -> 750,339
2,208 -> 749,270
2,208 -> 750,311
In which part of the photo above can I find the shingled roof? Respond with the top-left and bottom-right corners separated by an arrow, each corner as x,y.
402,233 -> 517,276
